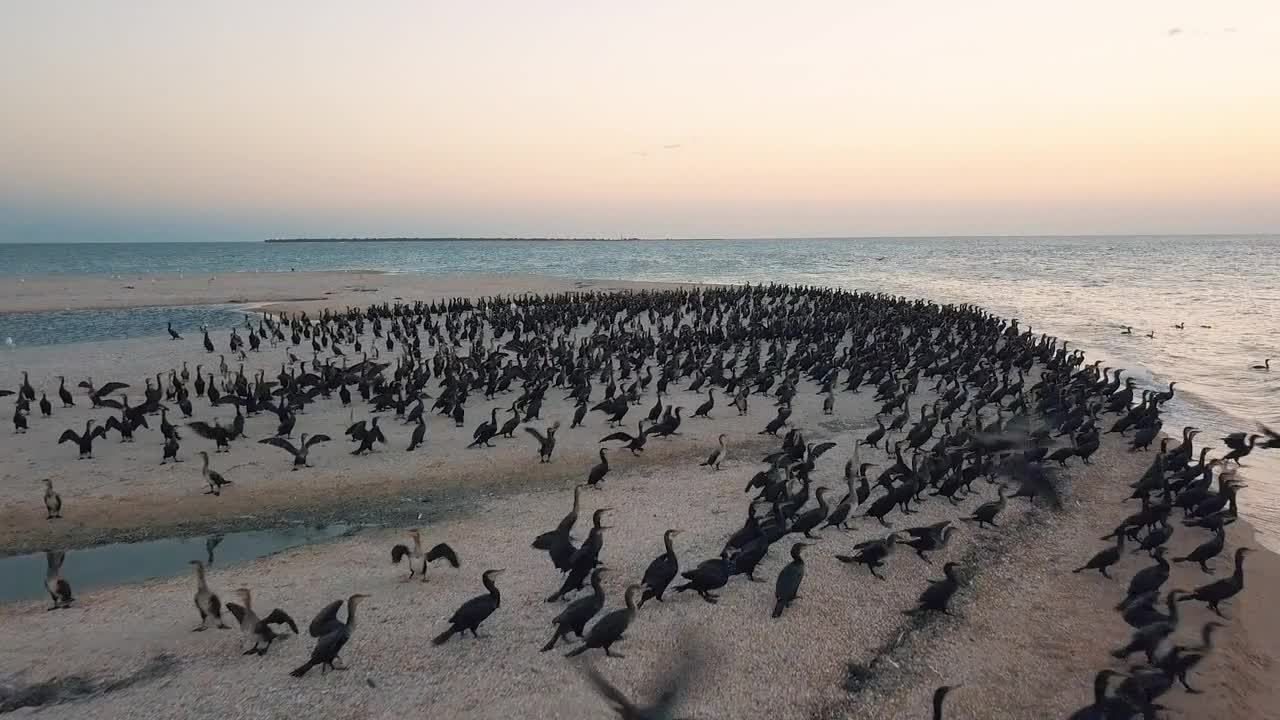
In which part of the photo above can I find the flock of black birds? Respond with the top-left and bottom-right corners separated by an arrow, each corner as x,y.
9,283 -> 1279,719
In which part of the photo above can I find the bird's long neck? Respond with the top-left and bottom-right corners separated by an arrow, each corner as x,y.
483,577 -> 501,605
345,598 -> 361,630
663,532 -> 676,556
194,565 -> 208,591
1234,554 -> 1247,586
412,533 -> 422,554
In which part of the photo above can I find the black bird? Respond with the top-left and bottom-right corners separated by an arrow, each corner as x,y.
259,433 -> 331,469
904,562 -> 963,616
1072,535 -> 1125,579
542,568 -> 608,652
566,584 -> 642,658
525,422 -> 561,462
962,486 -> 1007,529
58,419 -> 107,459
1179,547 -> 1252,617
673,556 -> 731,603
772,542 -> 809,618
291,593 -> 369,676
433,569 -> 505,644
638,529 -> 682,607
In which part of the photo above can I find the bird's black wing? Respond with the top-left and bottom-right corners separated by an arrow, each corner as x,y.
305,434 -> 332,449
427,542 -> 460,568
308,599 -> 344,638
809,441 -> 838,460
226,602 -> 247,625
58,429 -> 81,444
97,382 -> 130,396
524,426 -> 548,445
260,608 -> 299,635
259,437 -> 301,455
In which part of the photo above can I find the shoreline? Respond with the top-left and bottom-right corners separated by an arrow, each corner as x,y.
0,271 -> 699,314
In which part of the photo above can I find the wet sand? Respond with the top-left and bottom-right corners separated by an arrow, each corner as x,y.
0,271 -> 696,314
0,272 -> 1276,719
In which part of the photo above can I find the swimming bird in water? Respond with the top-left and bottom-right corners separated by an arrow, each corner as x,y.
41,478 -> 62,519
292,593 -> 369,676
1251,358 -> 1270,371
44,551 -> 74,610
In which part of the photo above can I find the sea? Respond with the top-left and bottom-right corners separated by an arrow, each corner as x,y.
1,236 -> 1278,549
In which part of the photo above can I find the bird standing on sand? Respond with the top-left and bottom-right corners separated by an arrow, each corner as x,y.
390,529 -> 460,582
433,569 -> 505,644
42,478 -> 62,519
292,593 -> 369,676
189,560 -> 228,631
226,588 -> 298,656
198,451 -> 232,496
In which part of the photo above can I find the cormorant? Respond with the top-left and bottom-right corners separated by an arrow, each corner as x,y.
292,593 -> 369,676
259,432 -> 331,469
44,551 -> 74,610
189,560 -> 228,630
904,562 -> 963,616
525,422 -> 561,462
433,569 -> 505,644
673,556 -> 731,603
587,448 -> 611,488
566,584 -> 642,658
638,529 -> 682,607
197,451 -> 233,496
226,588 -> 298,656
1173,526 -> 1225,573
42,478 -> 62,519
772,542 -> 809,618
962,486 -> 1007,529
390,529 -> 460,582
699,434 -> 728,470
1072,535 -> 1124,578
1179,547 -> 1252,617
543,568 -> 608,652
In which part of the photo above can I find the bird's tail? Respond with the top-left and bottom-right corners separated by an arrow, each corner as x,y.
431,626 -> 457,645
564,644 -> 588,658
1171,555 -> 1189,563
771,602 -> 785,619
289,660 -> 315,677
540,632 -> 561,653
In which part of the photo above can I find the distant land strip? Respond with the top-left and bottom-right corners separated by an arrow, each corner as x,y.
264,237 -> 654,243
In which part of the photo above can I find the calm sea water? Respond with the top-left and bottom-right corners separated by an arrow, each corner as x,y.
1,237 -> 1278,548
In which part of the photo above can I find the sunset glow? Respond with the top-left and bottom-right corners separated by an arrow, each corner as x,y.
2,0 -> 1278,240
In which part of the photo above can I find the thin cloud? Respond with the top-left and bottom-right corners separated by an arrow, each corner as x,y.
1167,27 -> 1183,36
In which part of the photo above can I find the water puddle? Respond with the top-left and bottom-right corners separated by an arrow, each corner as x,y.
0,523 -> 362,604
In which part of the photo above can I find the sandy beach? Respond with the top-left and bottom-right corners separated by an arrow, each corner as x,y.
1,272 -> 1276,719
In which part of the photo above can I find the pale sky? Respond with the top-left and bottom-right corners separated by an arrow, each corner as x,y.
2,1 -> 1278,241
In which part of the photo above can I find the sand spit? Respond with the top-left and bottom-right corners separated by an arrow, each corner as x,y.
0,276 -> 1275,719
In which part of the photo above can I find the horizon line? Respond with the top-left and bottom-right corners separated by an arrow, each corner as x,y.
3,232 -> 1278,245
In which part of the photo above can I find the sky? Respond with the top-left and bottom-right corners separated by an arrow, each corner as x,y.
1,1 -> 1278,242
